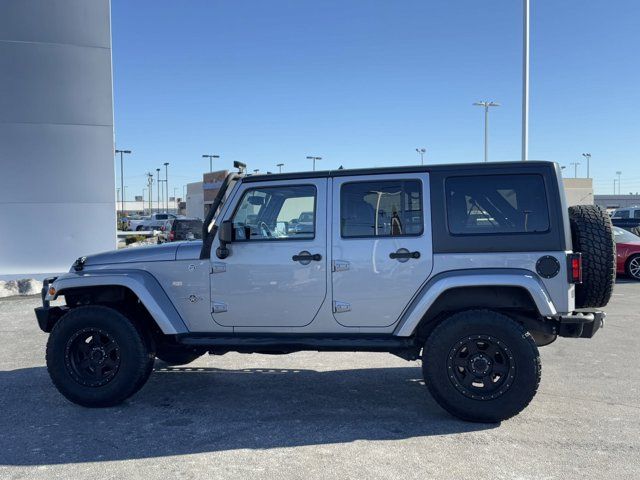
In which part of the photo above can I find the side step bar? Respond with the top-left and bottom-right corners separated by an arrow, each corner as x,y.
175,333 -> 419,355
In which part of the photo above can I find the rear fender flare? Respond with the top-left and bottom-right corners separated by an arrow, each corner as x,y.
393,269 -> 557,337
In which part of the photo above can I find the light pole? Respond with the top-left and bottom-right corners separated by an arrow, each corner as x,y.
142,188 -> 147,214
616,171 -> 622,195
473,101 -> 500,162
156,168 -> 161,214
147,172 -> 153,215
164,162 -> 170,212
202,154 -> 220,172
613,179 -> 618,195
582,153 -> 592,178
522,0 -> 529,161
570,162 -> 580,178
306,156 -> 322,171
115,149 -> 131,218
277,163 -> 284,173
415,148 -> 426,165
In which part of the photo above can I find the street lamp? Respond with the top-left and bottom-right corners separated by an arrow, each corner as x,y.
156,168 -> 161,214
306,156 -> 322,171
473,101 -> 500,162
115,149 -> 131,218
147,172 -> 153,215
582,153 -> 592,178
202,154 -> 220,172
570,162 -> 580,178
415,148 -> 426,165
164,162 -> 169,213
616,171 -> 622,195
277,163 -> 284,173
142,188 -> 147,214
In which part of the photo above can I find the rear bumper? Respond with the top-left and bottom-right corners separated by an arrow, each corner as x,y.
557,311 -> 605,338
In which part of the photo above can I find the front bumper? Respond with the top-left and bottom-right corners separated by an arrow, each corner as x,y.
557,311 -> 605,338
34,277 -> 67,333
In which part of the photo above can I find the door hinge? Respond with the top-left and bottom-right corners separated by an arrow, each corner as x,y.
333,301 -> 351,313
332,260 -> 350,272
211,262 -> 226,274
212,301 -> 228,313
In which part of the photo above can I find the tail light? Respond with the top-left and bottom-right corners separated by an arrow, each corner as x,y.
169,231 -> 174,241
568,253 -> 582,284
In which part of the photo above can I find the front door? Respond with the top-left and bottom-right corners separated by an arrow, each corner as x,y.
331,173 -> 433,327
210,179 -> 327,328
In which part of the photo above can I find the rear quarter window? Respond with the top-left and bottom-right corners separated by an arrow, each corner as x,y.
446,174 -> 550,235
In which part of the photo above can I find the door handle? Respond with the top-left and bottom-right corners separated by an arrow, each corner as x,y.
389,249 -> 420,261
292,251 -> 322,264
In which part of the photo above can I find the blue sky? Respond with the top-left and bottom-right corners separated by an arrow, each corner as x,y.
111,0 -> 640,198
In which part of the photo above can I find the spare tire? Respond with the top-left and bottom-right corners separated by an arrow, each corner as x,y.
568,205 -> 616,308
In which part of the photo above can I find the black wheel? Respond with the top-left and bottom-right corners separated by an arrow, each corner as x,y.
568,205 -> 616,308
422,310 -> 541,423
155,347 -> 201,366
136,225 -> 143,231
625,254 -> 640,281
46,306 -> 153,407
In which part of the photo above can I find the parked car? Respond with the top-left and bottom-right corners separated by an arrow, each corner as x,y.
36,161 -> 615,423
159,218 -> 203,243
611,207 -> 640,235
138,213 -> 179,231
613,226 -> 640,280
128,215 -> 149,231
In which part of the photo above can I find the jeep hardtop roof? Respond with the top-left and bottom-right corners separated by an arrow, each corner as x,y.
242,160 -> 559,183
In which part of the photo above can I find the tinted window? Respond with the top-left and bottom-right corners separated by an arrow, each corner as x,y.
634,210 -> 640,219
446,174 -> 549,235
232,185 -> 316,241
156,214 -> 168,220
613,210 -> 630,219
340,180 -> 423,238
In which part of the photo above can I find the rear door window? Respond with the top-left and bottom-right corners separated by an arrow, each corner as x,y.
613,210 -> 630,219
446,174 -> 550,235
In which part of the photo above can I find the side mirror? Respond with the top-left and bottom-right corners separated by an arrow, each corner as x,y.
216,220 -> 233,259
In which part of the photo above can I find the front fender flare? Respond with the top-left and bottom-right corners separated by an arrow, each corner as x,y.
47,270 -> 188,335
393,269 -> 557,337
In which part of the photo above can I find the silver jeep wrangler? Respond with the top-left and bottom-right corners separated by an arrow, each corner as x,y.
36,161 -> 615,422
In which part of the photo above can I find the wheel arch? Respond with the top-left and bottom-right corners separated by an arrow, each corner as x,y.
394,270 -> 557,338
48,271 -> 188,335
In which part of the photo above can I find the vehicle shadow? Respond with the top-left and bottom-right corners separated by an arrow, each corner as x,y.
0,363 -> 496,465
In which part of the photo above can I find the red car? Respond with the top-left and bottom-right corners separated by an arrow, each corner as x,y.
614,226 -> 640,280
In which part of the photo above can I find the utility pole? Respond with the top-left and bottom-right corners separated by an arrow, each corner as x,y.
156,168 -> 160,214
277,163 -> 284,173
473,101 -> 500,162
115,149 -> 131,218
570,162 -> 580,178
522,0 -> 530,161
306,156 -> 322,171
164,162 -> 169,213
202,154 -> 220,172
582,153 -> 592,178
616,171 -> 622,195
415,148 -> 426,165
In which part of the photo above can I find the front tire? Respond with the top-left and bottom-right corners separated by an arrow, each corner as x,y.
625,254 -> 640,280
46,306 -> 153,407
422,310 -> 541,423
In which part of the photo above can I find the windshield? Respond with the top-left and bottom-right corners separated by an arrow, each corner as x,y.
613,226 -> 640,243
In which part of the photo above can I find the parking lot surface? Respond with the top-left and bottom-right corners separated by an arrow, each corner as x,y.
1,282 -> 639,480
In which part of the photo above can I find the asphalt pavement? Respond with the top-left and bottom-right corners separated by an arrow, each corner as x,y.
1,282 -> 639,479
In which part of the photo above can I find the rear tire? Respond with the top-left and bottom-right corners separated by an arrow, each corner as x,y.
155,348 -> 202,366
568,205 -> 616,308
422,310 -> 541,423
46,306 -> 153,407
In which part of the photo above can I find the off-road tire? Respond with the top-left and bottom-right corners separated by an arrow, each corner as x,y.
422,310 -> 541,423
155,348 -> 202,366
46,306 -> 153,407
568,205 -> 616,308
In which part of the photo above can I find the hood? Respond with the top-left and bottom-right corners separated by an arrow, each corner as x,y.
83,242 -> 181,267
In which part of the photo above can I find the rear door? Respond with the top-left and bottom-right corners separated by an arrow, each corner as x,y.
331,173 -> 432,327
